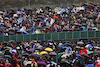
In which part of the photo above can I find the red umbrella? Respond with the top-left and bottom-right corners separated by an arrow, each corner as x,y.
0,63 -> 4,66
53,16 -> 59,19
12,55 -> 18,63
5,63 -> 11,67
79,49 -> 87,55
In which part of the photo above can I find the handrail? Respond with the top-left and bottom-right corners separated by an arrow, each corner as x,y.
0,31 -> 100,42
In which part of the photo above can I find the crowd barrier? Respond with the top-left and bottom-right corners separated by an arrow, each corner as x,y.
0,31 -> 100,42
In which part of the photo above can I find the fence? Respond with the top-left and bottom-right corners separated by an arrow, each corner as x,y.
0,31 -> 100,42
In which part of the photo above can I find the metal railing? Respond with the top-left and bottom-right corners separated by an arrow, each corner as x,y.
0,31 -> 100,42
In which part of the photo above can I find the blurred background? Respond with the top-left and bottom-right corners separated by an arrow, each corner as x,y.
0,0 -> 100,9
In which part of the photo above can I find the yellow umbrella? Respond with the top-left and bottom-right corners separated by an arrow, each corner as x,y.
29,41 -> 32,45
0,51 -> 2,54
45,48 -> 53,52
34,40 -> 37,43
34,52 -> 40,55
25,61 -> 32,65
40,51 -> 48,55
9,47 -> 12,50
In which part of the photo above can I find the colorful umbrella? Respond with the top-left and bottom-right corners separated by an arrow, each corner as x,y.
51,61 -> 56,65
34,40 -> 37,43
58,52 -> 65,58
87,50 -> 93,54
0,51 -> 3,56
9,49 -> 17,54
76,53 -> 80,57
40,51 -> 48,55
4,47 -> 12,50
37,40 -> 42,43
80,49 -> 87,55
85,64 -> 97,67
17,11 -> 24,14
34,52 -> 40,55
28,49 -> 34,53
25,61 -> 32,65
85,44 -> 92,48
45,48 -> 53,52
4,55 -> 12,59
37,61 -> 46,65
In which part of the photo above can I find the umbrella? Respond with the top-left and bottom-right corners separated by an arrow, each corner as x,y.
0,26 -> 5,29
15,28 -> 20,31
29,54 -> 41,58
34,40 -> 37,43
8,40 -> 15,45
49,52 -> 57,56
25,61 -> 32,65
4,47 -> 12,50
0,51 -> 3,56
85,44 -> 92,48
87,15 -> 93,19
60,61 -> 71,65
3,41 -> 8,45
63,43 -> 71,46
16,46 -> 20,50
47,40 -> 54,43
8,40 -> 15,43
92,27 -> 98,31
37,61 -> 46,65
37,40 -> 42,43
22,53 -> 29,56
79,49 -> 87,55
4,55 -> 12,59
58,53 -> 65,59
9,49 -> 17,54
0,11 -> 4,14
45,48 -> 53,52
34,52 -> 40,55
40,51 -> 48,55
77,41 -> 84,44
4,50 -> 12,56
35,47 -> 43,50
61,46 -> 68,49
28,49 -> 34,53
0,58 -> 5,62
76,53 -> 80,57
87,50 -> 93,54
85,64 -> 97,67
61,53 -> 72,58
13,14 -> 18,17
82,17 -> 87,20
17,11 -> 24,14
4,17 -> 9,20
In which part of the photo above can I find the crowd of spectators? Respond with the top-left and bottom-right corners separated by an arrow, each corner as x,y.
0,39 -> 100,67
0,3 -> 100,36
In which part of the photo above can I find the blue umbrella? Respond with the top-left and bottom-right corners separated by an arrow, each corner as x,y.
17,11 -> 24,14
88,44 -> 92,48
47,40 -> 54,43
61,47 -> 67,49
85,64 -> 97,67
15,28 -> 20,31
37,40 -> 42,43
0,27 -> 4,28
21,31 -> 28,34
85,44 -> 92,48
76,53 -> 80,57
